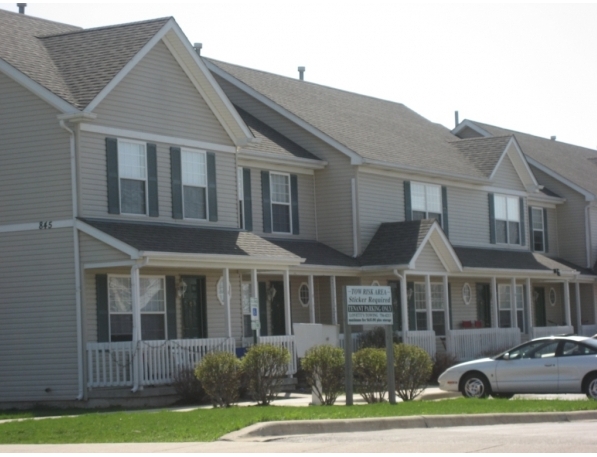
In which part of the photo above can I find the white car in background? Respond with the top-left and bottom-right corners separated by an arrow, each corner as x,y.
438,336 -> 597,399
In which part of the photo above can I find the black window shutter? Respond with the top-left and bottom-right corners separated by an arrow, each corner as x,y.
543,209 -> 549,253
147,143 -> 159,217
207,152 -> 218,222
106,138 -> 120,214
528,207 -> 535,252
166,276 -> 177,340
404,181 -> 412,221
448,282 -> 453,331
170,147 -> 183,219
407,281 -> 416,331
441,186 -> 449,237
519,197 -> 526,246
291,174 -> 300,235
96,274 -> 109,343
488,193 -> 496,244
261,171 -> 272,233
243,168 -> 253,231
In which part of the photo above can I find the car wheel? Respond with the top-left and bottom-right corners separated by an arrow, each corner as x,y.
491,393 -> 514,399
461,373 -> 490,398
585,374 -> 597,400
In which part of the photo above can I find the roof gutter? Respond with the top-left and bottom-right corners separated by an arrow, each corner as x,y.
138,251 -> 305,266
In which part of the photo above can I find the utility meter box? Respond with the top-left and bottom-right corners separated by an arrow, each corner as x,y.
292,323 -> 340,358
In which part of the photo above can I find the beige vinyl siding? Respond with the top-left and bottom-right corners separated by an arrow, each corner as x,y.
358,172 -> 403,252
289,276 -> 311,324
78,232 -> 132,264
449,279 -> 480,329
79,132 -> 238,227
590,204 -> 597,266
0,73 -> 72,225
447,187 -> 490,247
0,228 -> 78,402
215,77 -> 356,255
570,283 -> 595,328
414,244 -> 446,272
93,42 -> 232,146
545,207 -> 559,256
531,167 -> 588,267
492,153 -> 526,192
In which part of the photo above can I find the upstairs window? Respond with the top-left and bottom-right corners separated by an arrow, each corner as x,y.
118,140 -> 147,215
181,149 -> 207,220
494,195 -> 520,244
270,172 -> 292,233
238,168 -> 245,229
261,171 -> 299,235
531,207 -> 545,252
411,182 -> 442,225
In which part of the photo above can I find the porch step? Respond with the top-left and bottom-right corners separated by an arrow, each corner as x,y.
86,385 -> 179,409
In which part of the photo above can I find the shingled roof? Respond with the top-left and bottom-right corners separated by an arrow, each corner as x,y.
450,135 -> 514,177
207,59 -> 488,179
0,9 -> 169,109
266,239 -> 359,267
454,247 -> 552,271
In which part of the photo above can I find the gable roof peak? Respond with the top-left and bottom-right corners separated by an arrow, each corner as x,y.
38,16 -> 173,39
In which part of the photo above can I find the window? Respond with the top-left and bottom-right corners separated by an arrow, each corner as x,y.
498,284 -> 525,331
299,283 -> 310,307
494,195 -> 520,244
238,168 -> 245,229
181,149 -> 207,219
413,282 -> 445,334
411,182 -> 442,225
270,172 -> 292,233
507,340 -> 558,360
108,276 -> 166,341
531,207 -> 545,252
561,341 -> 597,357
118,140 -> 147,215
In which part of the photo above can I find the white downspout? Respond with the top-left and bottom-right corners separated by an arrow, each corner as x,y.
131,257 -> 149,392
585,203 -> 593,269
60,120 -> 84,401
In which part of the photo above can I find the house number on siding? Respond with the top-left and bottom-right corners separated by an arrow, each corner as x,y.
39,221 -> 53,230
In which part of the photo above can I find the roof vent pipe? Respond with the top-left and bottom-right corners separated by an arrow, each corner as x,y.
298,66 -> 305,81
17,3 -> 26,14
550,136 -> 556,141
455,110 -> 459,128
193,43 -> 202,56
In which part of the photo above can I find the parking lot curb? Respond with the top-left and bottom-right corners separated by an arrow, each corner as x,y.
219,410 -> 597,442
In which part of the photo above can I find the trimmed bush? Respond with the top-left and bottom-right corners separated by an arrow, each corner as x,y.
353,347 -> 387,403
172,367 -> 207,405
393,343 -> 433,401
241,344 -> 290,405
194,351 -> 241,408
301,345 -> 345,405
358,326 -> 400,350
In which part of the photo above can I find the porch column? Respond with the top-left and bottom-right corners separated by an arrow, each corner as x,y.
575,282 -> 582,333
223,268 -> 232,338
425,275 -> 433,332
308,275 -> 316,323
564,280 -> 572,326
491,277 -> 498,328
284,269 -> 292,335
526,278 -> 534,336
330,276 -> 338,325
251,269 -> 260,336
443,275 -> 450,333
401,273 -> 409,333
510,277 -> 518,330
130,265 -> 142,391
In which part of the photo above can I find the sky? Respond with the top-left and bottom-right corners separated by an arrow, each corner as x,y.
2,2 -> 597,150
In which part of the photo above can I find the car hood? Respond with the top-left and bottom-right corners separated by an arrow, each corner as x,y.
445,357 -> 497,374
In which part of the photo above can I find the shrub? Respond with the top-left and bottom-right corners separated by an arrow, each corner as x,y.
301,345 -> 345,405
430,352 -> 459,383
358,326 -> 400,350
194,351 -> 241,408
393,343 -> 433,401
241,344 -> 290,405
172,367 -> 207,405
353,347 -> 387,403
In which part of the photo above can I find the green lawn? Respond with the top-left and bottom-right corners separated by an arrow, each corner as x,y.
1,399 -> 596,444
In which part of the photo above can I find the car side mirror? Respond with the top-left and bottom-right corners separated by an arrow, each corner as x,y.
502,353 -> 510,361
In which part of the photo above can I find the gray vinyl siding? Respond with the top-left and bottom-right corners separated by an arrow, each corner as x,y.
450,278 -> 480,328
78,232 -> 132,265
545,207 -> 559,257
531,166 -> 588,267
492,153 -> 526,192
447,186 -> 490,247
93,42 -> 232,146
0,73 -> 73,225
0,228 -> 78,402
358,172 -> 403,252
215,76 -> 356,255
79,132 -> 238,227
415,244 -> 446,272
590,204 -> 597,266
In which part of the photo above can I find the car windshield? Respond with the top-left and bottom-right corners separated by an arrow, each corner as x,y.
492,337 -> 597,360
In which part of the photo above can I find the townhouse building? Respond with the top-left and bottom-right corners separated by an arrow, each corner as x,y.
1,9 -> 595,406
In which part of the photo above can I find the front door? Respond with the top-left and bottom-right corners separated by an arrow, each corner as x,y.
270,281 -> 286,336
534,287 -> 547,327
181,276 -> 207,339
476,283 -> 491,328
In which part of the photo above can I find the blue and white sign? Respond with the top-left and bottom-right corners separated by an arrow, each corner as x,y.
346,286 -> 393,325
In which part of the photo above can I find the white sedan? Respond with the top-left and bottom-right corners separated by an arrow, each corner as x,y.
438,335 -> 597,399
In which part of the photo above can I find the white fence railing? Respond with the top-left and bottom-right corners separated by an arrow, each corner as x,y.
258,335 -> 297,375
580,325 -> 597,337
87,338 -> 235,388
446,328 -> 520,361
403,330 -> 436,359
531,326 -> 574,339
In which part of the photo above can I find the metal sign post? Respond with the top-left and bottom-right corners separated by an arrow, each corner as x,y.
250,298 -> 259,344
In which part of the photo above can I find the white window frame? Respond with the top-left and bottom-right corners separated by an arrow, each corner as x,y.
107,274 -> 167,341
270,172 -> 292,234
498,284 -> 525,330
238,167 -> 245,229
181,148 -> 208,220
411,182 -> 443,226
494,195 -> 520,245
531,207 -> 545,252
118,139 -> 148,216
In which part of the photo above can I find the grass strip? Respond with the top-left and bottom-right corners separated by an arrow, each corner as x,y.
1,398 -> 596,444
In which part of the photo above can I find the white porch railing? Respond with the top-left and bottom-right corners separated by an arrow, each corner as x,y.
446,328 -> 520,361
339,333 -> 362,352
257,335 -> 297,375
403,330 -> 436,359
580,325 -> 597,337
86,338 -> 235,388
531,326 -> 574,339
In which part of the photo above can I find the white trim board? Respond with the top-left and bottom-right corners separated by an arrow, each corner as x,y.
0,219 -> 73,233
